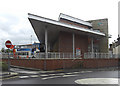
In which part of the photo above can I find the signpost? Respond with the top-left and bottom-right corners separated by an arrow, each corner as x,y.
5,40 -> 12,74
5,40 -> 12,48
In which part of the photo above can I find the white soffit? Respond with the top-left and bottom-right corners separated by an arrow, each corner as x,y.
28,13 -> 105,36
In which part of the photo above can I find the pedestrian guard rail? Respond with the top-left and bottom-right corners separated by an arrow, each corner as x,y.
1,52 -> 120,59
0,52 -> 82,59
84,52 -> 120,59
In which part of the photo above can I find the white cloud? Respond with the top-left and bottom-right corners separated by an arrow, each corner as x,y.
0,13 -> 38,49
0,17 -> 8,23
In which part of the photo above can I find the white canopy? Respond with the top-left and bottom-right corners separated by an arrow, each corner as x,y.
28,13 -> 105,43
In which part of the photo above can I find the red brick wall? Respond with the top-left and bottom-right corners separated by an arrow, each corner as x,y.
59,31 -> 88,56
2,58 -> 119,70
59,31 -> 73,52
59,19 -> 89,29
75,34 -> 88,56
2,59 -> 83,70
3,59 -> 44,70
83,59 -> 118,68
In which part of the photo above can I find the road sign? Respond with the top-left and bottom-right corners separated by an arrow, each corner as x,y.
5,40 -> 12,75
5,40 -> 12,48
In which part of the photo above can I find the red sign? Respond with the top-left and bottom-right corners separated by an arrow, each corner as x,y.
10,45 -> 14,49
5,40 -> 12,48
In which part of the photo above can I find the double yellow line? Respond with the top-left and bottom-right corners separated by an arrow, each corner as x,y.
0,75 -> 18,81
0,73 -> 19,81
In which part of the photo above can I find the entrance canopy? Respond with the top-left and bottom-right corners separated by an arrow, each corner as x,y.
28,13 -> 105,43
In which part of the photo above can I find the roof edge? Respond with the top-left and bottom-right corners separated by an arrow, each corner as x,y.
59,13 -> 92,27
28,13 -> 105,37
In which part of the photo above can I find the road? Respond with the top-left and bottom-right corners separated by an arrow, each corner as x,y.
1,68 -> 120,86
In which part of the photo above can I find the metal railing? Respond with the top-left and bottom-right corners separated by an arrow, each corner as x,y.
1,52 -> 120,59
35,52 -> 82,59
84,52 -> 120,59
1,52 -> 82,59
0,53 -> 14,59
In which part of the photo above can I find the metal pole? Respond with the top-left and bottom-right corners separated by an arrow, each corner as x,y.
55,53 -> 56,58
73,33 -> 75,58
62,53 -> 64,69
45,29 -> 48,58
31,35 -> 32,44
44,29 -> 48,70
91,38 -> 94,58
8,48 -> 10,75
59,52 -> 60,58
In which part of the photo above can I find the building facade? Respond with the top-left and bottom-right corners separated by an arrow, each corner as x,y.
118,37 -> 120,55
110,37 -> 120,55
28,13 -> 108,58
88,19 -> 109,53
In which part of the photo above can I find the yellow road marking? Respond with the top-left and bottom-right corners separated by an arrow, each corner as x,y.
0,76 -> 18,81
55,70 -> 63,71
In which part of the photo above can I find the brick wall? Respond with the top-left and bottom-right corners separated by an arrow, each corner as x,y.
2,59 -> 83,70
2,58 -> 119,70
59,19 -> 89,29
59,31 -> 73,52
59,31 -> 88,56
83,59 -> 118,68
75,34 -> 88,56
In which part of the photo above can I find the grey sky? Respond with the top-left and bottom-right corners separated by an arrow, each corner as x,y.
0,13 -> 38,49
0,0 -> 119,49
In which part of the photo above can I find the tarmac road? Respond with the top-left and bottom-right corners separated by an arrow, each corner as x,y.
2,70 -> 120,86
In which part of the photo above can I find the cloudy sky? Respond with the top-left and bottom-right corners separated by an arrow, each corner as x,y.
0,0 -> 119,49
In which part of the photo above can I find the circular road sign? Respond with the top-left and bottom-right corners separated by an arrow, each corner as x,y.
5,40 -> 12,48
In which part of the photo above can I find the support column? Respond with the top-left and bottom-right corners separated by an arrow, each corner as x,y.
45,29 -> 48,58
44,29 -> 48,70
73,33 -> 75,58
91,37 -> 94,58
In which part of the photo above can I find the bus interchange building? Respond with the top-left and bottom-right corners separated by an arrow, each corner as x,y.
28,13 -> 109,58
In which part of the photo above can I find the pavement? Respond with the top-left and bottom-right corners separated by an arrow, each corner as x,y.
1,66 -> 119,86
5,69 -> 93,80
11,65 -> 119,72
2,70 -> 119,85
0,66 -> 119,81
2,68 -> 94,81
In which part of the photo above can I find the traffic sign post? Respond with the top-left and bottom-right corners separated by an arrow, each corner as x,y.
5,40 -> 12,48
8,48 -> 10,75
5,40 -> 12,75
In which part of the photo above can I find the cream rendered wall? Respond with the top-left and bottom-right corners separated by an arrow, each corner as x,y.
118,45 -> 120,54
113,46 -> 120,54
